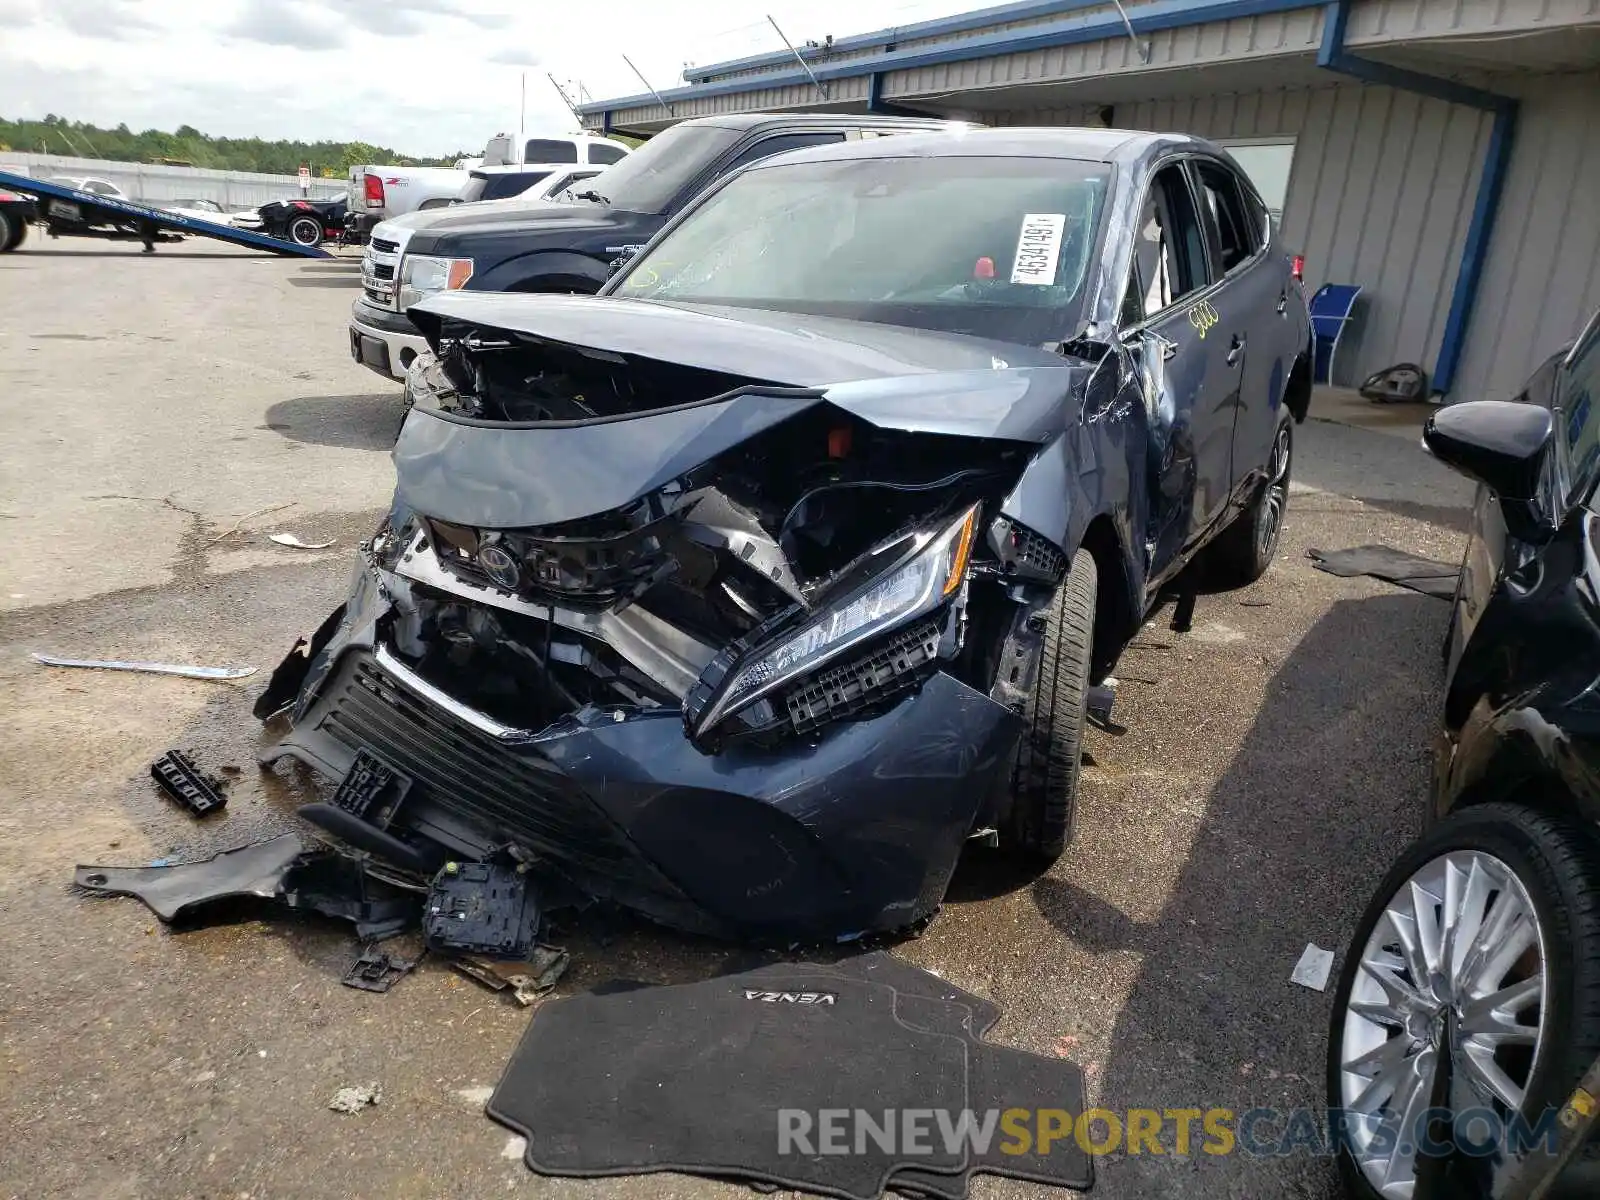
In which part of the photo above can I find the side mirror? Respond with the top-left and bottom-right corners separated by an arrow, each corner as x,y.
1423,400 -> 1555,542
606,245 -> 640,278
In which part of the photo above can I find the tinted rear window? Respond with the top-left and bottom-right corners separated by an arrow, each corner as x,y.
459,170 -> 552,203
524,139 -> 578,163
589,143 -> 627,164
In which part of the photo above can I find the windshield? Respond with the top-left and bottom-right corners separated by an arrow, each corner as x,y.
579,123 -> 741,214
613,154 -> 1111,342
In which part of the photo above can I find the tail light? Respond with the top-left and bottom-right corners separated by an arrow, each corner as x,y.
1291,254 -> 1305,283
363,172 -> 384,209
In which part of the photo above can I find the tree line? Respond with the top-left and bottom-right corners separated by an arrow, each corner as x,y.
0,114 -> 470,175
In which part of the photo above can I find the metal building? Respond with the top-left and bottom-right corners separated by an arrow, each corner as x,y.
580,0 -> 1600,404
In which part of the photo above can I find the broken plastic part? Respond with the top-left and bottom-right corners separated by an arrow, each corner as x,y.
149,750 -> 228,817
423,862 -> 541,959
330,750 -> 411,828
32,653 -> 256,680
269,532 -> 336,549
74,834 -> 308,922
342,944 -> 419,993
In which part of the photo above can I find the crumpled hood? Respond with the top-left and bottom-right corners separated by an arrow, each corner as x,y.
395,293 -> 1093,529
410,291 -> 1071,387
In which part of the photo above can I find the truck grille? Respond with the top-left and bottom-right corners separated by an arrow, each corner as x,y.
371,237 -> 399,254
316,651 -> 645,879
369,263 -> 394,281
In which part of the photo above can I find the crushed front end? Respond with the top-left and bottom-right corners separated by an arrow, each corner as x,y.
261,302 -> 1089,939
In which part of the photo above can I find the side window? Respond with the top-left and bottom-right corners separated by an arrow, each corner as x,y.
1194,160 -> 1262,273
524,138 -> 579,163
722,132 -> 846,173
588,143 -> 627,164
1126,164 -> 1209,322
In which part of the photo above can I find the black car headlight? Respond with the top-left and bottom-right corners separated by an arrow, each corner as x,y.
692,504 -> 978,736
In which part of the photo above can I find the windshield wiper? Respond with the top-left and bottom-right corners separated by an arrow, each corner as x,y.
571,189 -> 610,205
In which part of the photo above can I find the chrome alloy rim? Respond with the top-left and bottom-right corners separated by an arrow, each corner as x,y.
1258,424 -> 1291,559
1337,850 -> 1547,1198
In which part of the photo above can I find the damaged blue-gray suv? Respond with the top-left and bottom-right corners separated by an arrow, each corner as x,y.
258,128 -> 1313,939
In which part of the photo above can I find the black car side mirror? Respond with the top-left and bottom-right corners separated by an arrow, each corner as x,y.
1423,400 -> 1555,543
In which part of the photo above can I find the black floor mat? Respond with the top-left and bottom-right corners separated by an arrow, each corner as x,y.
488,969 -> 970,1200
731,951 -> 1002,1037
1307,544 -> 1459,599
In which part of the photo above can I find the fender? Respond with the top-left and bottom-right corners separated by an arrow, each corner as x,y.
473,249 -> 610,295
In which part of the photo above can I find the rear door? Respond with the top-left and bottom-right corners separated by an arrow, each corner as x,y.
1121,160 -> 1221,582
1190,156 -> 1285,497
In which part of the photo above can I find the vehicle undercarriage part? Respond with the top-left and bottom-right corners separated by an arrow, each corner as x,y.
451,946 -> 570,1005
73,833 -> 423,936
423,861 -> 542,959
1307,544 -> 1459,599
149,750 -> 228,816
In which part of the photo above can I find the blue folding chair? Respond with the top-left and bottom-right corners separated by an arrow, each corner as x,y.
1309,283 -> 1363,385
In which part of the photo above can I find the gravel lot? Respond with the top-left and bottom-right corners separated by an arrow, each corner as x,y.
0,239 -> 1475,1199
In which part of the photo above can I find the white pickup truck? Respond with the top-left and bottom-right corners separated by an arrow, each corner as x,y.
346,132 -> 630,238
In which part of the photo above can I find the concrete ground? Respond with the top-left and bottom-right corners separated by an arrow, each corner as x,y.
0,239 -> 1473,1200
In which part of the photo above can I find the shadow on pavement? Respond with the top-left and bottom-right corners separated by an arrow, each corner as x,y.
262,393 -> 405,450
1033,591 -> 1445,1195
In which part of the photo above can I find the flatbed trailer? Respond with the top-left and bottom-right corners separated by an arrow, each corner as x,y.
0,168 -> 331,258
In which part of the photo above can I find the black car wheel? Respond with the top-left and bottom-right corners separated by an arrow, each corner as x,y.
0,209 -> 19,252
1327,802 -> 1600,1199
1001,548 -> 1097,861
1206,414 -> 1292,586
288,215 -> 323,246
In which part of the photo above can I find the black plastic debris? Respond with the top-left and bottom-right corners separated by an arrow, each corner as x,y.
424,862 -> 541,959
73,833 -> 423,935
342,943 -> 419,993
149,750 -> 228,816
1307,544 -> 1459,599
330,750 -> 410,827
451,946 -> 570,1006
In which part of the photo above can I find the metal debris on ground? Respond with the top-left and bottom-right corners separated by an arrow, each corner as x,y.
328,1082 -> 382,1113
207,500 -> 294,545
31,653 -> 257,680
268,532 -> 336,549
342,944 -> 420,994
423,862 -> 542,959
451,946 -> 570,1006
149,750 -> 228,816
1290,943 -> 1335,991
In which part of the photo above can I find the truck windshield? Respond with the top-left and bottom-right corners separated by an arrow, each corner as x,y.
613,154 -> 1111,343
579,124 -> 742,214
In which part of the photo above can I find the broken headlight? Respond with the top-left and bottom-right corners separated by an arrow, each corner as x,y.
692,504 -> 978,735
398,254 -> 473,311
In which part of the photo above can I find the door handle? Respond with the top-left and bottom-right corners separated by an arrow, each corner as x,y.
1226,335 -> 1245,366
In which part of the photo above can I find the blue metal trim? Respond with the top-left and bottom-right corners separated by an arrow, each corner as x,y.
0,168 -> 333,258
681,0 -> 1118,82
1316,0 -> 1516,396
579,0 -> 1319,115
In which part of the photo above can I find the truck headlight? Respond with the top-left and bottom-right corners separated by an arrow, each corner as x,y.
694,504 -> 978,734
398,255 -> 473,311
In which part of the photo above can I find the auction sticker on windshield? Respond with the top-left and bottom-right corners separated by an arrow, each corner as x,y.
1011,213 -> 1066,285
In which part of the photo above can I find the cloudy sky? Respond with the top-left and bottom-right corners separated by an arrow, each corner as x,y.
1,0 -> 973,154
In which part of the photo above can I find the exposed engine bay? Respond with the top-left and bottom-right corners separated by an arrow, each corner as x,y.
262,299 -> 1103,939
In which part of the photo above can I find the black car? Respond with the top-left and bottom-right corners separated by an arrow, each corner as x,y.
254,193 -> 349,247
0,186 -> 35,252
262,128 -> 1313,941
349,113 -> 971,380
1327,308 -> 1600,1200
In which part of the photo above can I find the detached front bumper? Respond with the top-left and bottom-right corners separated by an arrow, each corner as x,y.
350,298 -> 427,382
261,562 -> 1023,940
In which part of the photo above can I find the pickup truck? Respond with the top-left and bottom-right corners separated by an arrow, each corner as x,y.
346,134 -> 632,239
348,112 -> 969,381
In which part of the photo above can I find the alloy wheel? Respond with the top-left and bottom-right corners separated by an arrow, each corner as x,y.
1335,850 -> 1547,1198
1257,423 -> 1291,560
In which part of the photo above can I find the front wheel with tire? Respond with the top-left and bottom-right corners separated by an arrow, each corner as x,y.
1206,415 -> 1292,586
1327,802 -> 1600,1200
287,215 -> 323,246
1000,549 -> 1097,861
0,209 -> 18,252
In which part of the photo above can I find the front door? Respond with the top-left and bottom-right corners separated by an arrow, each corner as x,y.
1124,162 -> 1220,584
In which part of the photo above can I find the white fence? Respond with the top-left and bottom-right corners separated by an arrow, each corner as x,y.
0,153 -> 347,208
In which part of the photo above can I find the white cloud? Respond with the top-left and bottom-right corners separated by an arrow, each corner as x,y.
0,0 -> 976,156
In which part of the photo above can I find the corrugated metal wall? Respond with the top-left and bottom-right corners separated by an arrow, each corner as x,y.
1455,72 -> 1600,402
1001,75 -> 1600,401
